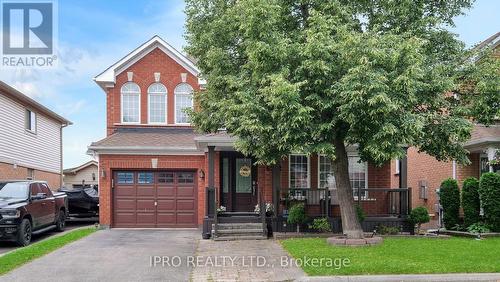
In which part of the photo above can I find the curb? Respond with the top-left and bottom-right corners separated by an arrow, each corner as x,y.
299,273 -> 500,282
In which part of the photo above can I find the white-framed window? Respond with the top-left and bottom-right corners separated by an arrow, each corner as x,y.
174,83 -> 194,124
121,82 -> 141,123
25,109 -> 36,133
147,83 -> 167,124
318,155 -> 368,199
289,154 -> 310,189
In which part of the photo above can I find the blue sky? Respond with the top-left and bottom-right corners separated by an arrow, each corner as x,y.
0,0 -> 498,169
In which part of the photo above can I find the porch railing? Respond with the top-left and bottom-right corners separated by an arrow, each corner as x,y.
276,187 -> 411,217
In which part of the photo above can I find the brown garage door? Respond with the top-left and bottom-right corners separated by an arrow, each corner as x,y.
113,171 -> 197,228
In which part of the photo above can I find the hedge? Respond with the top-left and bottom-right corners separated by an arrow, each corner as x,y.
479,172 -> 500,232
440,178 -> 460,230
461,177 -> 481,227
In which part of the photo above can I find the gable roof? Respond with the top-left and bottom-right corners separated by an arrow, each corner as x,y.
473,31 -> 500,53
63,160 -> 98,174
0,80 -> 72,126
94,35 -> 205,90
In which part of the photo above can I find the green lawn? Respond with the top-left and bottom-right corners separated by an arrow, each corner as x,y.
0,227 -> 97,275
281,237 -> 500,276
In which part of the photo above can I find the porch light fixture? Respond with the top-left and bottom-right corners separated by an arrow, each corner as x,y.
198,169 -> 205,180
100,168 -> 106,179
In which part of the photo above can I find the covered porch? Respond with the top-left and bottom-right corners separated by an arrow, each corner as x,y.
195,132 -> 413,239
465,124 -> 500,176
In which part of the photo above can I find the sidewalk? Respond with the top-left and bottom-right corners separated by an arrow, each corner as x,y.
299,273 -> 500,282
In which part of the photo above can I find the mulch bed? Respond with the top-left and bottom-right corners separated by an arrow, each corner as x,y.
437,229 -> 500,238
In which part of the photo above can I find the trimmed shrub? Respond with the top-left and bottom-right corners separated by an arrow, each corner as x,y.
461,177 -> 481,227
467,222 -> 491,234
356,204 -> 366,223
479,172 -> 500,232
440,178 -> 460,230
309,217 -> 331,233
377,225 -> 400,235
288,203 -> 307,233
409,206 -> 430,234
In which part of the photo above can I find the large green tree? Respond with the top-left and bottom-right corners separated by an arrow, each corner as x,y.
185,0 -> 498,239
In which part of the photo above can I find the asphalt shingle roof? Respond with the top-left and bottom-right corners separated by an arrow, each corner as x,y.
90,127 -> 201,149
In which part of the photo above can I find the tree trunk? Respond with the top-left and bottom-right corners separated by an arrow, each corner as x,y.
332,138 -> 365,239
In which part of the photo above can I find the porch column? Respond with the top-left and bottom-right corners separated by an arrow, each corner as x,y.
400,147 -> 408,188
208,146 -> 215,188
400,147 -> 409,215
272,164 -> 280,217
487,147 -> 496,173
206,146 -> 216,217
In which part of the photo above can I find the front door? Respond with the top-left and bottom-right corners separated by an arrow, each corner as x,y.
220,153 -> 258,212
234,158 -> 254,212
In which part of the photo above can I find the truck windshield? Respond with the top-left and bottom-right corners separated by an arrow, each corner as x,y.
0,182 -> 29,199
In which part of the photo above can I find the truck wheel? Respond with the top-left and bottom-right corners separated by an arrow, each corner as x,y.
16,219 -> 32,247
55,210 -> 66,232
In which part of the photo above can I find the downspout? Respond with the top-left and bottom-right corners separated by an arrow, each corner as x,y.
60,123 -> 69,188
452,160 -> 457,180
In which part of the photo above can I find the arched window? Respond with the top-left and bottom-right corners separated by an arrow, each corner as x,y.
121,82 -> 140,123
174,83 -> 194,124
147,83 -> 167,124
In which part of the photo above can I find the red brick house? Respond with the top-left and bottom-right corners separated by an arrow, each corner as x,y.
88,36 -> 412,237
407,32 -> 500,228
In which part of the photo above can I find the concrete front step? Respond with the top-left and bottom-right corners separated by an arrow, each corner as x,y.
218,212 -> 260,217
217,216 -> 261,223
215,223 -> 264,230
217,229 -> 265,236
213,235 -> 267,241
212,222 -> 268,240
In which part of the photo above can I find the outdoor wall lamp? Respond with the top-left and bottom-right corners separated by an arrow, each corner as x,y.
100,168 -> 106,179
199,169 -> 205,180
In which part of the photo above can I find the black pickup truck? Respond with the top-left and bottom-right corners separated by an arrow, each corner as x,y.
0,180 -> 68,246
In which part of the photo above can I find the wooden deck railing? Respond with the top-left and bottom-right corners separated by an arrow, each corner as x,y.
276,187 -> 412,217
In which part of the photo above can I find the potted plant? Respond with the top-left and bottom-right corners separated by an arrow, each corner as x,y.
216,206 -> 226,214
287,203 -> 307,233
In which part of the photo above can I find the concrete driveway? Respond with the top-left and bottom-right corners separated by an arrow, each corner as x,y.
1,229 -> 199,282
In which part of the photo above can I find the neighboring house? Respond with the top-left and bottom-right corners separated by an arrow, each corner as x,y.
0,81 -> 72,189
88,36 -> 410,234
63,160 -> 98,189
407,32 -> 500,228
